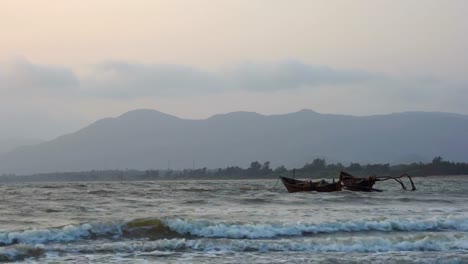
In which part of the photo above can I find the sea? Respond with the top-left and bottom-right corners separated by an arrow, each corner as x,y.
0,176 -> 467,263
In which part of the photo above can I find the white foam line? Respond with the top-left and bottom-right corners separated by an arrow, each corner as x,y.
1,216 -> 467,246
44,233 -> 468,253
0,222 -> 123,245
165,217 -> 468,239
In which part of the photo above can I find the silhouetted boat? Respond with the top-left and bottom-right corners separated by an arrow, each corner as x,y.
280,176 -> 342,193
278,170 -> 415,193
339,171 -> 416,192
339,171 -> 380,192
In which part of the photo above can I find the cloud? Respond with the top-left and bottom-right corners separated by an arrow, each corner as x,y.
0,57 -> 79,94
0,58 -> 392,99
226,61 -> 378,91
1,57 -> 467,115
2,57 -> 466,112
79,60 -> 380,98
81,61 -> 222,98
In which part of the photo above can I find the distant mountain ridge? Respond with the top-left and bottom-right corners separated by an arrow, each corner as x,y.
1,109 -> 467,175
0,138 -> 44,156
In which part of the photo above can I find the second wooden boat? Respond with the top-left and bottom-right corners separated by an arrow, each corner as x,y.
339,171 -> 380,192
280,176 -> 342,193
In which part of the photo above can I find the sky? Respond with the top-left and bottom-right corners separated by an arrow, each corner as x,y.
1,0 -> 467,140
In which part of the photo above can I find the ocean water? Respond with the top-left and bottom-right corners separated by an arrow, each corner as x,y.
0,176 -> 467,263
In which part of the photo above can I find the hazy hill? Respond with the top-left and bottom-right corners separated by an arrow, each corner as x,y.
1,109 -> 467,175
0,138 -> 44,156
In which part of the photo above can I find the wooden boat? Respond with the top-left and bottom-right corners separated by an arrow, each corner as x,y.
280,176 -> 342,193
277,169 -> 415,193
339,171 -> 380,192
339,171 -> 416,192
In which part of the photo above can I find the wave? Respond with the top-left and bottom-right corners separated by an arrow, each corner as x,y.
1,216 -> 467,247
0,222 -> 124,246
0,245 -> 45,262
165,217 -> 468,239
2,233 -> 468,261
65,234 -> 468,253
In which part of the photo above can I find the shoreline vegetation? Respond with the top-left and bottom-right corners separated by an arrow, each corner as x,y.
0,157 -> 467,183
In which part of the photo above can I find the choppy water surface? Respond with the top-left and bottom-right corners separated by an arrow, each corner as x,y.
0,176 -> 467,263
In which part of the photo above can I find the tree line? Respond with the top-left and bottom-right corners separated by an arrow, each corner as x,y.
0,156 -> 467,182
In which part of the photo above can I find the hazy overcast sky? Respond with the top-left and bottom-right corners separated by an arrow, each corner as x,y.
1,0 -> 467,140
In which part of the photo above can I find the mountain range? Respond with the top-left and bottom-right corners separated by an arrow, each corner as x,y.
0,138 -> 44,156
1,109 -> 467,175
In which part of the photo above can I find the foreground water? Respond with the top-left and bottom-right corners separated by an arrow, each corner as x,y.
0,176 -> 467,263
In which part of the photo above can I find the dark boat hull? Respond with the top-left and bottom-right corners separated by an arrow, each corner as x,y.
339,171 -> 379,192
280,177 -> 342,193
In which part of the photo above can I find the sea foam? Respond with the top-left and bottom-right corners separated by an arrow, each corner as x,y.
33,233 -> 468,253
164,216 -> 468,239
0,222 -> 123,246
1,216 -> 467,246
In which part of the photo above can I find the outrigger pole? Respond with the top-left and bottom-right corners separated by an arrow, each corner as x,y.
375,173 -> 416,191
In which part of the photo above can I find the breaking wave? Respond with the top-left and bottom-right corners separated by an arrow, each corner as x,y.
0,244 -> 45,262
1,233 -> 468,261
164,217 -> 468,239
0,216 -> 467,246
57,233 -> 468,253
0,222 -> 124,246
